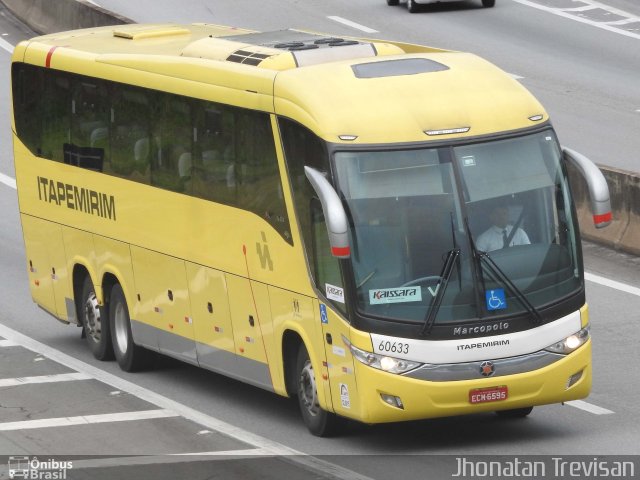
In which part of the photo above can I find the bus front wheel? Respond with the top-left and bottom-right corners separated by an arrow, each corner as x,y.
296,345 -> 343,437
80,276 -> 113,361
109,284 -> 154,372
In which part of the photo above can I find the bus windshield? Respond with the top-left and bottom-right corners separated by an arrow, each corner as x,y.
333,130 -> 581,327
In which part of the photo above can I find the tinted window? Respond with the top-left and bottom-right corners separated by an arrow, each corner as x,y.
11,63 -> 291,243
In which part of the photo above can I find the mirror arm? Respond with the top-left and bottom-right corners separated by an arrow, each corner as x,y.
304,166 -> 351,258
563,147 -> 612,229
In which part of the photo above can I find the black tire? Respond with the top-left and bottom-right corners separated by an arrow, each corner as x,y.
80,276 -> 113,360
495,406 -> 533,418
407,0 -> 419,13
109,284 -> 154,372
296,346 -> 344,437
482,0 -> 495,7
387,0 -> 399,5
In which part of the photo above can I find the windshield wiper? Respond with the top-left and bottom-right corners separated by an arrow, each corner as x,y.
420,213 -> 461,336
420,247 -> 460,336
478,251 -> 543,325
463,216 -> 542,324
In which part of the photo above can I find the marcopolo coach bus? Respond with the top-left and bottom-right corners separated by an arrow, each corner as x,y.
11,23 -> 611,436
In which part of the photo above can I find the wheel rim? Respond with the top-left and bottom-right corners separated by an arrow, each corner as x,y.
84,294 -> 102,342
298,360 -> 320,417
113,301 -> 129,355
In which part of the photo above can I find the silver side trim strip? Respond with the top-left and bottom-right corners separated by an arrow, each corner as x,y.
65,297 -> 78,325
130,319 -> 273,392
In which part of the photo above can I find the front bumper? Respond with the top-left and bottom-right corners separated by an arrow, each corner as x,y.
352,339 -> 591,424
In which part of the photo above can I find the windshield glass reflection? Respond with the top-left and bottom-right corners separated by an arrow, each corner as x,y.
333,130 -> 581,326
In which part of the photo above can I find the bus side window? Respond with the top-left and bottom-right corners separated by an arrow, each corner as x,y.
234,110 -> 289,242
192,103 -> 237,205
12,64 -> 44,158
151,95 -> 193,193
42,71 -> 72,162
110,87 -> 152,184
279,117 -> 332,270
311,200 -> 346,314
69,78 -> 109,171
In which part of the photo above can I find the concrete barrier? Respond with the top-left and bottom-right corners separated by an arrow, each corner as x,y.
569,163 -> 640,255
0,0 -> 132,34
2,0 -> 638,256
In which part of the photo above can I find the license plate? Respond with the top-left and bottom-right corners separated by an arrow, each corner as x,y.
469,386 -> 508,404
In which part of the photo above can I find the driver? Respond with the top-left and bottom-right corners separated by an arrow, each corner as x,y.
476,205 -> 530,252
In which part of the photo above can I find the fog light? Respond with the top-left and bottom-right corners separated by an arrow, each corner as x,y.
566,370 -> 583,389
380,394 -> 404,409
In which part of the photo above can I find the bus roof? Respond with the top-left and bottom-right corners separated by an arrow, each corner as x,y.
14,23 -> 548,144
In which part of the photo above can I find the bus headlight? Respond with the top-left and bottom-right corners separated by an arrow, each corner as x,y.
343,336 -> 421,374
544,326 -> 590,354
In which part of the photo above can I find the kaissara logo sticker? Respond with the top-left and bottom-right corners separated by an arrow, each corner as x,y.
369,287 -> 422,305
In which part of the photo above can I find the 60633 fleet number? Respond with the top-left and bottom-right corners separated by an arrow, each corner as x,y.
378,340 -> 409,355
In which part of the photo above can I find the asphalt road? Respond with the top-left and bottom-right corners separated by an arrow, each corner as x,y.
0,2 -> 639,479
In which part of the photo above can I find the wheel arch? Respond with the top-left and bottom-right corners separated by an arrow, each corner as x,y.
280,325 -> 332,412
72,263 -> 94,324
282,328 -> 304,398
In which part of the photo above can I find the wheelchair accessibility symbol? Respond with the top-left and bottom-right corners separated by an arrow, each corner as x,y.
485,289 -> 507,311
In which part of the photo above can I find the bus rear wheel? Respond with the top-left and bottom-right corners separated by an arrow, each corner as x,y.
296,345 -> 343,437
495,406 -> 533,418
80,276 -> 113,361
109,284 -> 154,372
482,0 -> 495,7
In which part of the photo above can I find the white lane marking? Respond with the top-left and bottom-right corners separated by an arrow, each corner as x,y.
566,399 -> 614,415
0,409 -> 179,431
511,0 -> 640,40
509,73 -> 525,80
0,37 -> 14,54
585,272 -> 640,297
0,339 -> 17,347
0,372 -> 92,387
605,18 -> 640,25
562,5 -> 597,12
0,172 -> 17,189
0,323 -> 374,480
327,16 -> 378,33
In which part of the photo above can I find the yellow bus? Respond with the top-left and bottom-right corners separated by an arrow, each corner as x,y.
11,23 -> 611,436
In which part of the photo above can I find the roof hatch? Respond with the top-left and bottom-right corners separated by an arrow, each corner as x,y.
113,25 -> 191,40
181,29 -> 404,70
